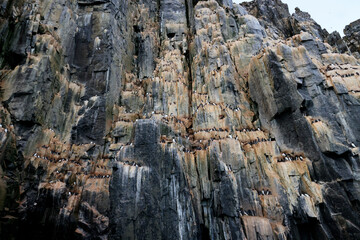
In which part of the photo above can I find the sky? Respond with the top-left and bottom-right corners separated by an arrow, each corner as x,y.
233,0 -> 360,36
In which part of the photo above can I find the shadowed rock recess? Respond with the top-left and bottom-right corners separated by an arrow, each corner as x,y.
0,0 -> 360,239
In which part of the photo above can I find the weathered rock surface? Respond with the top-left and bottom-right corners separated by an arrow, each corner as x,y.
344,19 -> 360,58
0,0 -> 360,239
326,31 -> 350,54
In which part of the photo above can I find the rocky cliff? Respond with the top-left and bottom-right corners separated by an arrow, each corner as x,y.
0,0 -> 360,239
344,19 -> 360,59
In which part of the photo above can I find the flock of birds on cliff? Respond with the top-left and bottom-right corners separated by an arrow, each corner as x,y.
0,124 -> 8,133
194,100 -> 242,113
277,153 -> 304,163
20,56 -> 360,216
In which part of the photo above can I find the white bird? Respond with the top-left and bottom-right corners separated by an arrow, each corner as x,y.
351,143 -> 356,148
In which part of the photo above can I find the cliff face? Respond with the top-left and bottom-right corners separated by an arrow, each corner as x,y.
344,19 -> 360,59
0,0 -> 360,239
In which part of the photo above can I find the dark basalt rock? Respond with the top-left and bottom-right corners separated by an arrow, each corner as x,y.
344,19 -> 360,58
71,97 -> 106,145
110,120 -> 200,239
326,31 -> 350,54
241,0 -> 293,37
